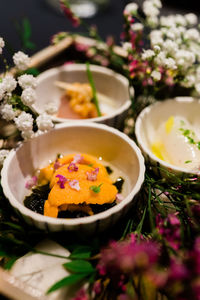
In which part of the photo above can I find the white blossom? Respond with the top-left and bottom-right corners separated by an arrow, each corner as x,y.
150,30 -> 163,46
153,45 -> 160,53
175,14 -> 187,27
146,16 -> 159,27
124,3 -> 138,14
154,51 -> 166,66
14,111 -> 33,132
184,29 -> 200,41
21,88 -> 36,106
18,74 -> 37,90
195,83 -> 200,95
44,102 -> 58,115
36,113 -> 53,131
181,75 -> 196,88
131,23 -> 144,32
2,75 -> 17,93
141,49 -> 155,60
0,83 -> 5,101
13,51 -> 30,71
0,149 -> 10,166
162,39 -> 178,55
21,130 -> 34,140
175,50 -> 195,68
164,57 -> 177,70
185,13 -> 198,26
0,103 -> 17,121
122,42 -> 132,52
127,118 -> 134,127
0,37 -> 5,54
143,0 -> 159,17
151,70 -> 161,81
160,16 -> 175,28
152,0 -> 162,8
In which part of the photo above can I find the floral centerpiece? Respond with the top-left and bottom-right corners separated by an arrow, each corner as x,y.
0,0 -> 200,299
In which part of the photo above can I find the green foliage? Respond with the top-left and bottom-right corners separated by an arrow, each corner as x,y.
15,18 -> 36,51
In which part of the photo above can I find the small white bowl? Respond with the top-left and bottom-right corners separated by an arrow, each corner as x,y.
135,97 -> 200,177
1,123 -> 145,234
34,64 -> 132,129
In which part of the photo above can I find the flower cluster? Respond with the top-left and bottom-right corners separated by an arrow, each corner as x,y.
0,37 -> 54,166
122,0 -> 200,103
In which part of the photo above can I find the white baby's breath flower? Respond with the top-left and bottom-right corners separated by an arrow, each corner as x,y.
143,0 -> 159,17
18,74 -> 37,89
185,13 -> 198,26
164,58 -> 177,70
0,149 -> 10,166
150,30 -> 163,46
127,118 -> 134,127
152,0 -> 162,8
163,39 -> 178,55
21,88 -> 36,106
153,45 -> 161,53
0,83 -> 5,101
0,37 -> 5,54
124,3 -> 138,14
2,75 -> 17,93
14,111 -> 33,132
21,130 -> 34,140
184,29 -> 200,41
131,23 -> 144,31
175,50 -> 195,68
181,75 -> 196,88
122,42 -> 132,52
13,51 -> 30,71
154,51 -> 166,66
0,103 -> 17,121
146,16 -> 159,27
175,14 -> 187,27
44,102 -> 58,115
160,16 -> 175,28
36,113 -> 53,131
151,70 -> 161,81
195,82 -> 200,95
141,49 -> 155,60
166,31 -> 176,40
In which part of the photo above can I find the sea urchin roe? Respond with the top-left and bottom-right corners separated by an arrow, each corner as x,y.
39,153 -> 118,218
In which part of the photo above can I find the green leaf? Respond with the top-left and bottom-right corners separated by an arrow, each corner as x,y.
4,257 -> 18,270
86,62 -> 102,116
89,184 -> 102,194
63,260 -> 94,274
69,246 -> 92,259
47,273 -> 86,294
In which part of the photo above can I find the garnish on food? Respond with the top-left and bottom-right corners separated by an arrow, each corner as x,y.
24,153 -> 123,218
151,116 -> 200,171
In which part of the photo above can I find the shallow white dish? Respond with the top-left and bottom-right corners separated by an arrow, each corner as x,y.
34,64 -> 132,129
135,97 -> 200,176
1,122 -> 145,234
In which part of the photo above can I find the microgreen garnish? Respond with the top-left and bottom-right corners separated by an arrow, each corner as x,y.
185,160 -> 192,164
86,62 -> 102,117
179,127 -> 200,148
89,183 -> 102,193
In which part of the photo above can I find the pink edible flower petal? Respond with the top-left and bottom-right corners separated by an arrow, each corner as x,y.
116,193 -> 124,203
25,176 -> 38,190
68,162 -> 78,172
56,174 -> 68,189
86,168 -> 99,181
72,154 -> 84,164
69,179 -> 80,191
54,160 -> 62,170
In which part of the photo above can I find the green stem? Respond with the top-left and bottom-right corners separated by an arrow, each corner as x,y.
33,249 -> 69,260
86,62 -> 102,117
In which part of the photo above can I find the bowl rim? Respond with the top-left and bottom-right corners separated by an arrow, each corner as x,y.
34,63 -> 132,123
1,122 -> 145,226
135,97 -> 200,175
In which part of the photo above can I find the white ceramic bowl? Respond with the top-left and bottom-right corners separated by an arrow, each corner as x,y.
135,97 -> 200,176
1,123 -> 145,234
34,64 -> 132,129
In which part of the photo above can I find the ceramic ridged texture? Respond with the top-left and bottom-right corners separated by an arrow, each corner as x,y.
34,64 -> 132,130
1,123 -> 145,235
135,97 -> 200,178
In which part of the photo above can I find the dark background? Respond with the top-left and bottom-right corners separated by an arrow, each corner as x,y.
0,0 -> 200,61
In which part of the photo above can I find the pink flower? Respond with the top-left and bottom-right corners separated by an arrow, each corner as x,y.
72,154 -> 84,164
116,193 -> 124,203
156,213 -> 181,250
86,168 -> 99,181
68,162 -> 78,172
93,280 -> 102,295
25,176 -> 37,189
56,174 -> 68,189
71,288 -> 89,300
69,179 -> 80,191
60,0 -> 80,27
54,160 -> 62,170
